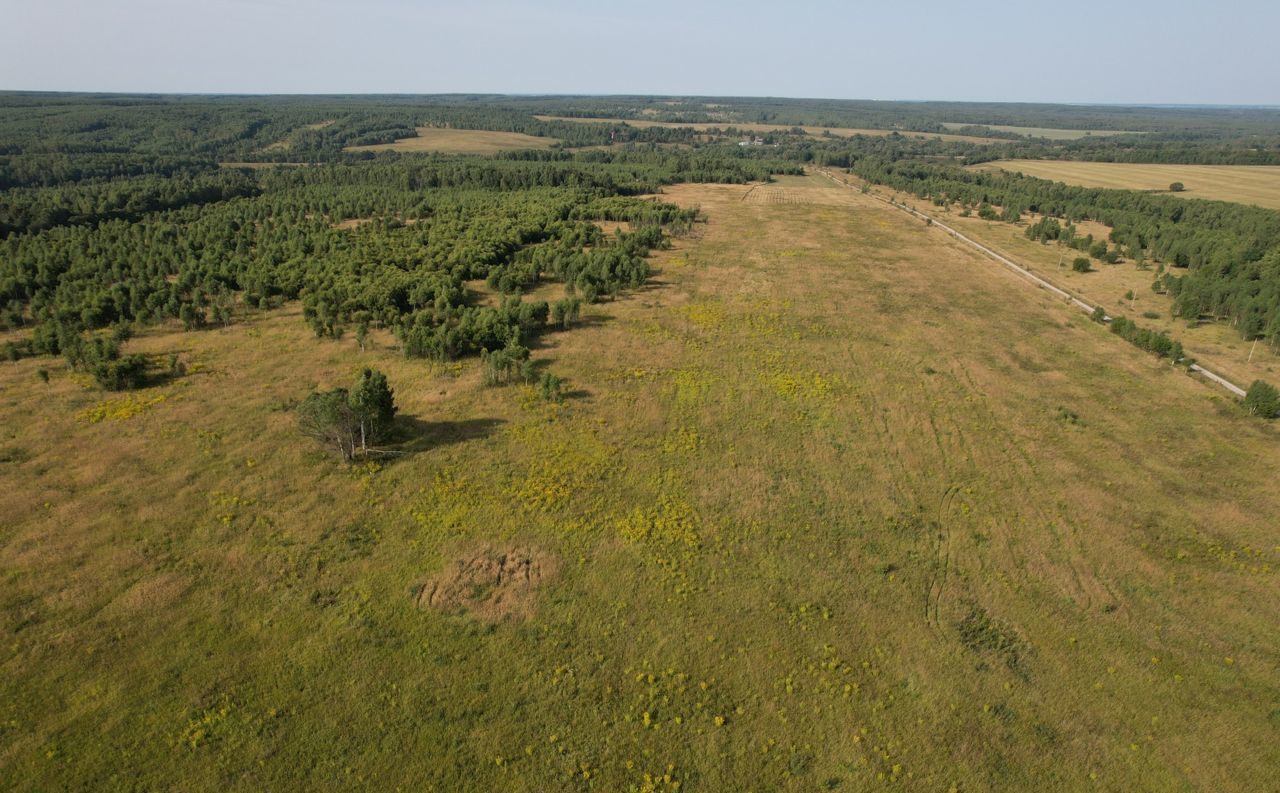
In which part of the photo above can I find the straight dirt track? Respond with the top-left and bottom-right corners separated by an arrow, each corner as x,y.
815,169 -> 1248,399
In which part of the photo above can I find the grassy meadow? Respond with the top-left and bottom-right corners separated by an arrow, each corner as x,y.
977,160 -> 1280,210
2,176 -> 1279,791
344,127 -> 559,154
865,176 -> 1280,389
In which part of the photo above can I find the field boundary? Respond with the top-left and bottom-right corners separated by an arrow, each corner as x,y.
815,170 -> 1248,399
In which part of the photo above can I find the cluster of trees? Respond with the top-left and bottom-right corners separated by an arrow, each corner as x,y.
59,331 -> 149,390
0,153 -> 744,345
480,339 -> 533,386
1025,219 -> 1125,264
1102,314 -> 1185,362
3,126 -> 802,395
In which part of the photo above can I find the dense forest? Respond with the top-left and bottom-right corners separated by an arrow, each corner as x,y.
0,96 -> 803,386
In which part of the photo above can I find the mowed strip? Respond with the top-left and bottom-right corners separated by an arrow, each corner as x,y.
976,160 -> 1280,210
345,127 -> 558,154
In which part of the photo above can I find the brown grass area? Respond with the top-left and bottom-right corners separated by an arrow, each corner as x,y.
975,160 -> 1280,210
417,545 -> 558,622
345,127 -> 558,154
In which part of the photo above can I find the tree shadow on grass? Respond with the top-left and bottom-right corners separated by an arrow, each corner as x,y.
386,416 -> 507,459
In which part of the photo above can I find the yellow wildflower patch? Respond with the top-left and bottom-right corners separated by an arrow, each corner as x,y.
617,496 -> 701,549
76,393 -> 168,423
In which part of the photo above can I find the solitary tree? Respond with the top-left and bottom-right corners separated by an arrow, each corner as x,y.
297,369 -> 397,460
1169,182 -> 1185,193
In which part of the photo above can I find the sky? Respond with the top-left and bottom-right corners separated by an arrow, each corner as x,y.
2,0 -> 1278,105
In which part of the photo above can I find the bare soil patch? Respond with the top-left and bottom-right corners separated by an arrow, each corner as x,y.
417,545 -> 558,622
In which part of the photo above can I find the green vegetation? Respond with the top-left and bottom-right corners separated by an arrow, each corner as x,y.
1244,379 -> 1280,417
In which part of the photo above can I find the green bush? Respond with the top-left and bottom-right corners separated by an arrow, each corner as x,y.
1244,380 -> 1280,418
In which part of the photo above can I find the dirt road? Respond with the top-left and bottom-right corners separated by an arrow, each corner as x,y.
815,169 -> 1248,399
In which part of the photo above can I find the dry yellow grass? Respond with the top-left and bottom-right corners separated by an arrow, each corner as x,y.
534,115 -> 1005,144
345,126 -> 558,154
977,160 -> 1280,210
3,174 -> 1278,790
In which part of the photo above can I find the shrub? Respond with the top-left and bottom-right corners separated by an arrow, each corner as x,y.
91,354 -> 148,390
539,372 -> 564,402
1072,257 -> 1091,273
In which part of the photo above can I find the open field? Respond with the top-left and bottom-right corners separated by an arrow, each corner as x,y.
345,126 -> 559,154
534,115 -> 1006,144
942,124 -> 1143,140
850,173 -> 1280,388
975,160 -> 1280,210
3,175 -> 1279,791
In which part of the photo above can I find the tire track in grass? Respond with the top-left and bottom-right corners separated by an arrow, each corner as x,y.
926,483 -> 963,635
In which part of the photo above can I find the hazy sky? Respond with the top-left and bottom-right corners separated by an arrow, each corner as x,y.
3,0 -> 1277,104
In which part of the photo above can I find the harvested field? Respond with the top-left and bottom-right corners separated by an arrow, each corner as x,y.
943,123 -> 1143,140
345,127 -> 559,154
975,160 -> 1280,210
